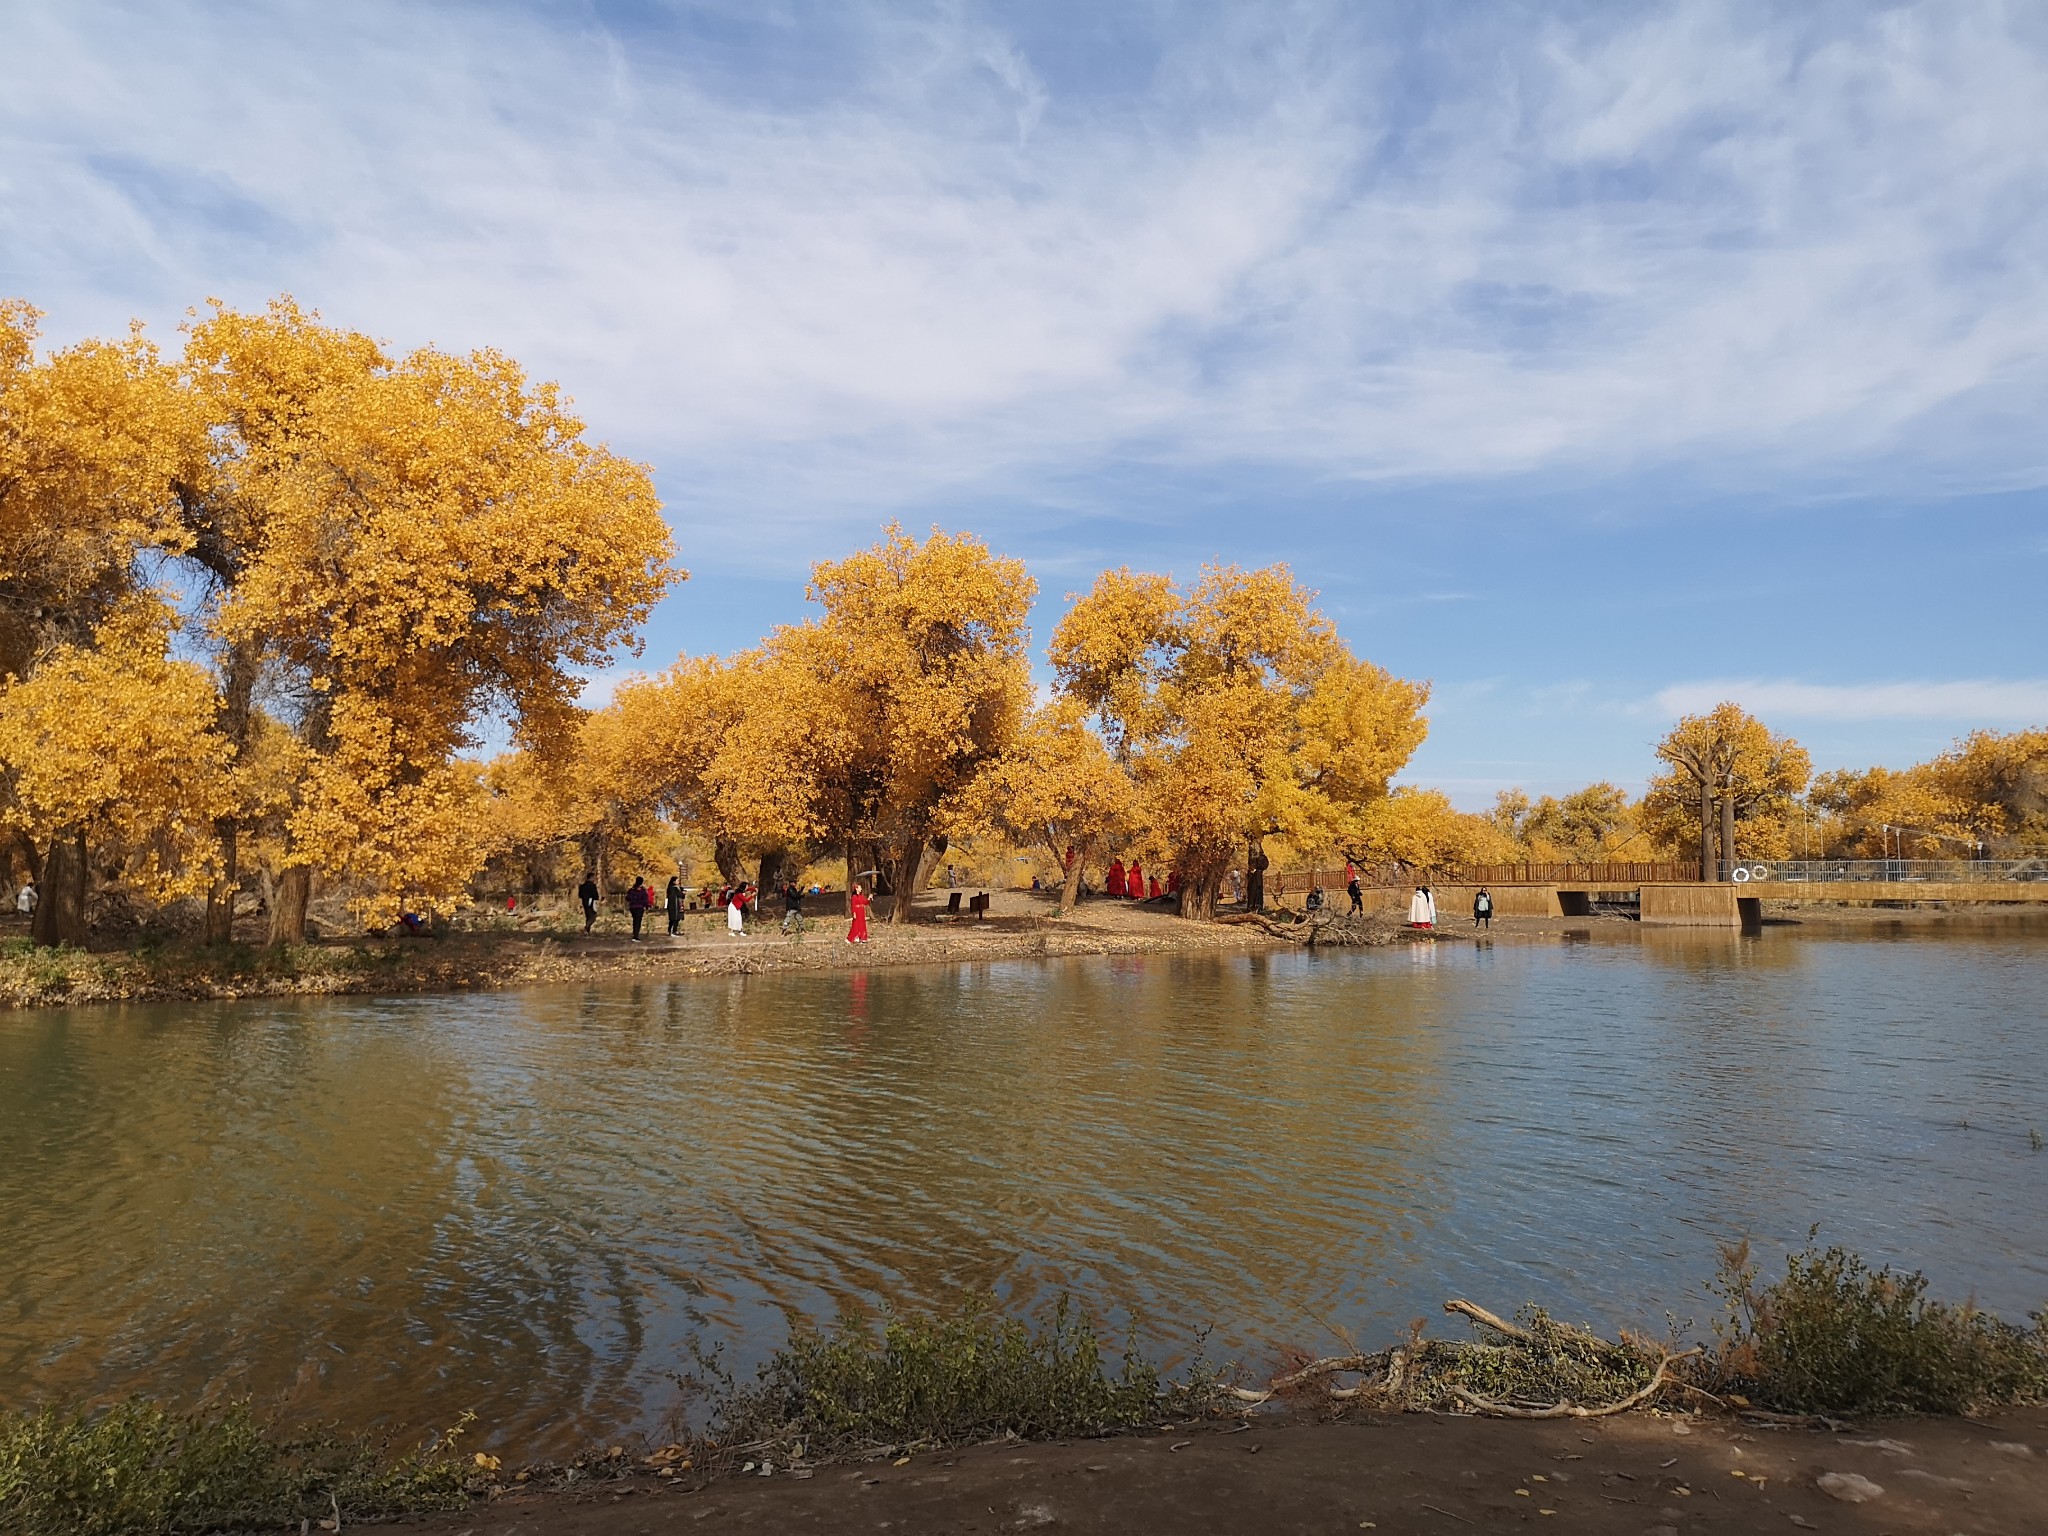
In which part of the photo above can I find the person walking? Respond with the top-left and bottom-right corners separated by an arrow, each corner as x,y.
1407,884 -> 1436,929
846,882 -> 871,944
1105,858 -> 1126,899
14,880 -> 35,918
627,876 -> 650,940
781,879 -> 805,934
1345,860 -> 1364,915
1473,887 -> 1493,929
578,873 -> 599,933
1126,858 -> 1144,901
665,875 -> 684,936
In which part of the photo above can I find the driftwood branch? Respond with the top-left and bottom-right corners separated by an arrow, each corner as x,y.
1225,1351 -> 1384,1404
1442,1299 -> 1530,1340
1448,1347 -> 1701,1419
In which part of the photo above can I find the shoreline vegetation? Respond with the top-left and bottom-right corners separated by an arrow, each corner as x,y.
5,1240 -> 2043,1533
4,890 -> 2044,1012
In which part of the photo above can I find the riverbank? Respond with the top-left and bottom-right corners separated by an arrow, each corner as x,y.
7,891 -> 2045,1010
0,892 -> 1311,1009
403,1407 -> 2048,1535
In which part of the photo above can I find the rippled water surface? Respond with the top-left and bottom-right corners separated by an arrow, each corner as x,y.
4,920 -> 2046,1452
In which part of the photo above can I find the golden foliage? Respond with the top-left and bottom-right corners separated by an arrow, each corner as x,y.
1353,787 -> 1513,870
743,526 -> 1037,918
1051,563 -> 1428,912
0,300 -> 188,679
1808,729 -> 2048,856
1644,702 -> 1811,862
1489,781 -> 1649,861
946,697 -> 1137,903
174,297 -> 680,916
0,599 -> 233,900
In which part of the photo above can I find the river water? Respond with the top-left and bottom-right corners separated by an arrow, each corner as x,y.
3,919 -> 2045,1453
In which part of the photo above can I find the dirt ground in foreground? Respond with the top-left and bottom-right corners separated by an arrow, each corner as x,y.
393,1410 -> 2048,1536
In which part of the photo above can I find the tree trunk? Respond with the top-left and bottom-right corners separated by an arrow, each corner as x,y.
756,847 -> 789,898
1697,779 -> 1715,881
886,837 -> 934,924
714,838 -> 744,886
1178,871 -> 1221,921
31,828 -> 88,947
203,822 -> 240,944
269,866 -> 312,945
578,830 -> 613,897
1060,843 -> 1086,909
203,637 -> 262,945
1720,792 -> 1738,880
913,835 -> 948,893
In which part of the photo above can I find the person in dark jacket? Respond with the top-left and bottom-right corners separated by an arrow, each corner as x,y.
781,880 -> 805,934
626,876 -> 650,940
578,874 -> 600,933
665,875 -> 684,935
1473,887 -> 1493,929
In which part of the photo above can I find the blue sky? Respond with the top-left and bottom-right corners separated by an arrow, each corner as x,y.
5,0 -> 2046,804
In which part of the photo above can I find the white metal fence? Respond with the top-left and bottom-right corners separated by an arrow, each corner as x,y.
1720,859 -> 2048,884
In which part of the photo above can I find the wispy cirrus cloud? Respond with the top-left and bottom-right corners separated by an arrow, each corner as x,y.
1654,679 -> 2048,724
4,0 -> 2047,559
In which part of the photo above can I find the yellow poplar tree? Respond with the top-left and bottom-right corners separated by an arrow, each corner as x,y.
720,527 -> 1035,922
1051,563 -> 1429,917
947,697 -> 1137,908
1806,729 -> 2048,858
1645,703 -> 1811,872
0,600 -> 233,945
172,298 -> 678,938
1489,782 -> 1645,862
1353,787 -> 1513,872
0,300 -> 199,942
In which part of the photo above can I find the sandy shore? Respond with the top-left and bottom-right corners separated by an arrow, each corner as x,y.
394,1407 -> 2048,1535
0,891 -> 1303,1009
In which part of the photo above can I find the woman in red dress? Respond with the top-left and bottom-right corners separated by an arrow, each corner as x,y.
1148,875 -> 1161,901
846,883 -> 872,944
1105,859 -> 1126,899
1126,859 -> 1144,900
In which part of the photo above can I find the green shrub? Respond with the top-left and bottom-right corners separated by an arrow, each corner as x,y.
0,1400 -> 476,1536
701,1298 -> 1171,1456
1709,1238 -> 2048,1415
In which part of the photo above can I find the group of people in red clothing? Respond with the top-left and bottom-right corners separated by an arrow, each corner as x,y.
1101,857 -> 1177,902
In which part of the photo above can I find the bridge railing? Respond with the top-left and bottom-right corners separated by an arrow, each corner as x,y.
1721,858 -> 2048,884
1415,861 -> 1703,886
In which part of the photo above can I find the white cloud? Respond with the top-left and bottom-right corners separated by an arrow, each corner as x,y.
1654,679 -> 2048,723
5,0 -> 2047,547
573,668 -> 655,712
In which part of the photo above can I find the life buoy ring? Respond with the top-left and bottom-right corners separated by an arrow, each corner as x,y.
1731,866 -> 1751,883
1748,864 -> 1771,882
